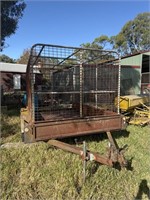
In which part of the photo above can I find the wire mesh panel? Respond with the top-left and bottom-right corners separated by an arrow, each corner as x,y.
27,44 -> 120,122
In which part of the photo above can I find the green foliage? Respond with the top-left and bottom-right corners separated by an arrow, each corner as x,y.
81,12 -> 150,56
110,12 -> 150,55
17,48 -> 31,64
80,42 -> 102,50
110,34 -> 127,55
1,0 -> 26,50
93,35 -> 110,49
0,54 -> 16,63
1,109 -> 150,200
80,41 -> 113,64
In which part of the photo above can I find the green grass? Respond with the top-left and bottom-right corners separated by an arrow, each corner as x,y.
1,108 -> 21,144
1,109 -> 150,200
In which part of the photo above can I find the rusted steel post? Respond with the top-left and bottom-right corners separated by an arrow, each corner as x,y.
48,140 -> 83,155
90,152 -> 113,166
106,131 -> 127,167
83,141 -> 86,183
106,131 -> 119,150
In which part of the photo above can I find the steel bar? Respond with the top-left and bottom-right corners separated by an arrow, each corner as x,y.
106,131 -> 119,150
106,131 -> 127,167
56,49 -> 80,66
31,43 -> 119,55
31,67 -> 35,121
117,56 -> 121,114
36,91 -> 116,94
95,64 -> 98,108
48,139 -> 82,155
31,45 -> 45,67
31,55 -> 77,61
83,141 -> 86,183
80,52 -> 83,118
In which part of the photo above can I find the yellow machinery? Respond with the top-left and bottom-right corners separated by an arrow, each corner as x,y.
129,104 -> 150,126
115,95 -> 150,125
117,95 -> 149,112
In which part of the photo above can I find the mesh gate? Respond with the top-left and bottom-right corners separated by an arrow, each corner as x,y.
26,44 -> 120,122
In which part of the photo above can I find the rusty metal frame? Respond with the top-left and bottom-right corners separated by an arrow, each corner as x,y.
25,43 -> 121,119
21,43 -> 125,141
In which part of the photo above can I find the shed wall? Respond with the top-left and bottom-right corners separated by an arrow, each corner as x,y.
120,54 -> 144,95
1,72 -> 26,92
121,54 -> 142,66
120,66 -> 141,95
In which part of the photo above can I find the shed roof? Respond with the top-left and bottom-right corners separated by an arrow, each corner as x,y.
121,50 -> 150,59
0,62 -> 26,73
120,51 -> 150,66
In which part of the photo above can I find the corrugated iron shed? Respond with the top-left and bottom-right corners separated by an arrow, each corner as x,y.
120,51 -> 150,95
121,51 -> 150,66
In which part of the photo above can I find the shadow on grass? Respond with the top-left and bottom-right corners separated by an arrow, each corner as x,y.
135,179 -> 150,200
60,129 -> 130,146
112,156 -> 134,171
2,108 -> 20,117
1,121 -> 20,138
1,108 -> 20,138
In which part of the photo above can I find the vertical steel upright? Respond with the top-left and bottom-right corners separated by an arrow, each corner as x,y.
80,51 -> 83,118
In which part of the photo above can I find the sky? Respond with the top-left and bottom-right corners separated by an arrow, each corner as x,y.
2,0 -> 150,60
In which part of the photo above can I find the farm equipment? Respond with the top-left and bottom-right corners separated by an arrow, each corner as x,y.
116,95 -> 150,125
129,104 -> 150,126
21,43 -> 128,172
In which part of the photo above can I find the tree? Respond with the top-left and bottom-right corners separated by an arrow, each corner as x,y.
80,42 -> 102,60
80,12 -> 150,56
110,12 -> 150,55
93,35 -> 110,49
17,48 -> 30,64
1,0 -> 26,51
110,34 -> 127,56
0,54 -> 16,63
